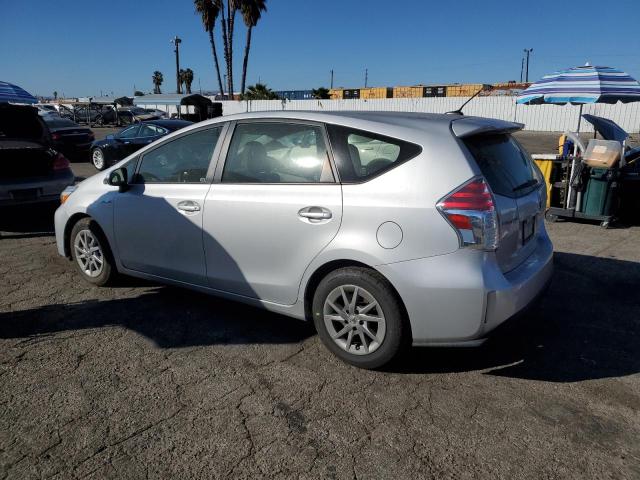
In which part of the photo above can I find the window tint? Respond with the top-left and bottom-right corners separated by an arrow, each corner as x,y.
118,125 -> 140,139
137,127 -> 221,183
139,124 -> 166,137
222,122 -> 334,183
463,134 -> 537,198
326,125 -> 422,182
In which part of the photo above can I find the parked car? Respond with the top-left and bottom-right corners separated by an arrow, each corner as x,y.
89,120 -> 192,170
143,108 -> 168,119
0,103 -> 74,207
54,111 -> 553,369
42,116 -> 94,161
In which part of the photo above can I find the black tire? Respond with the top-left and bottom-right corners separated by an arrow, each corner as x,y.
312,267 -> 407,369
544,211 -> 558,222
69,217 -> 116,286
91,148 -> 107,171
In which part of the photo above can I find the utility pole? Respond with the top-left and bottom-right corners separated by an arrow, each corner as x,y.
524,48 -> 533,82
520,56 -> 525,82
171,36 -> 182,94
330,69 -> 334,89
364,68 -> 368,88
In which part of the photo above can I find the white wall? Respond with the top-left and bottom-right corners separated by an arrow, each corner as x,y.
213,97 -> 640,133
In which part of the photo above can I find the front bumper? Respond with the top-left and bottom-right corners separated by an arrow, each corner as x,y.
376,233 -> 554,345
0,169 -> 74,207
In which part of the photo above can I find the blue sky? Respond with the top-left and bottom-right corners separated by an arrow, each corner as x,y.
2,0 -> 639,97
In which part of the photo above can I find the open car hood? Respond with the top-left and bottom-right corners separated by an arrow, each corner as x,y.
582,114 -> 628,143
0,103 -> 48,144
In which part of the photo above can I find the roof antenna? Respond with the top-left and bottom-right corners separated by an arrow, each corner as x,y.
446,85 -> 493,115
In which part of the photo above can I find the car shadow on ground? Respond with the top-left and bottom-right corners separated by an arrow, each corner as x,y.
0,203 -> 56,239
1,250 -> 639,383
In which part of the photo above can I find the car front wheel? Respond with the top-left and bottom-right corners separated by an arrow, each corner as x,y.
91,148 -> 107,170
312,267 -> 407,369
70,218 -> 116,286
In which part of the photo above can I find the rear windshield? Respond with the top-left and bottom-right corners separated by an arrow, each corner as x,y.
43,118 -> 77,128
463,134 -> 537,198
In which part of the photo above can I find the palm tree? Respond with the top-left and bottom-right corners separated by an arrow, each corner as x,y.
179,69 -> 186,93
194,0 -> 225,97
183,68 -> 194,94
240,0 -> 267,94
152,71 -> 164,94
242,83 -> 279,100
221,0 -> 241,96
53,91 -> 58,100
312,87 -> 330,99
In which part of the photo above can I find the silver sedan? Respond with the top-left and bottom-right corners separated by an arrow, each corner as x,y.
54,111 -> 553,369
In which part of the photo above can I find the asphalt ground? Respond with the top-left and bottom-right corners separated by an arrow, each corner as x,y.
1,132 -> 639,479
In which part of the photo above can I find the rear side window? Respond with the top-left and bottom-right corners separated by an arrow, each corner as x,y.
326,125 -> 422,182
463,134 -> 537,198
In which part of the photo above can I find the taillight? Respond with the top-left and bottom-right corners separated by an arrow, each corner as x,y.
52,152 -> 70,170
437,177 -> 499,251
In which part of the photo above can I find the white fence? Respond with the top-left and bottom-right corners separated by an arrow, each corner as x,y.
215,97 -> 640,133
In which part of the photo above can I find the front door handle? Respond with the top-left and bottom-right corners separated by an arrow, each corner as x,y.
177,200 -> 201,213
298,206 -> 332,220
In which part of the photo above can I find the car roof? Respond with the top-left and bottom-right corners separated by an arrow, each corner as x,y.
192,110 -> 521,143
142,119 -> 192,127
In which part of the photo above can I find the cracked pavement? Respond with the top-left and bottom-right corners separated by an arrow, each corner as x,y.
1,201 -> 640,479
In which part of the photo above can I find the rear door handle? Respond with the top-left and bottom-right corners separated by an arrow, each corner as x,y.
177,200 -> 201,213
298,206 -> 332,220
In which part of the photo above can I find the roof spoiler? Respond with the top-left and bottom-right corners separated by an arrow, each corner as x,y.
451,117 -> 524,138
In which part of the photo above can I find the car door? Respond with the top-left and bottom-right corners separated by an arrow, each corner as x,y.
113,125 -> 226,285
203,120 -> 342,305
114,124 -> 141,158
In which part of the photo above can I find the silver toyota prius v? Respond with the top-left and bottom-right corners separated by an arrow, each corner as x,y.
54,111 -> 553,369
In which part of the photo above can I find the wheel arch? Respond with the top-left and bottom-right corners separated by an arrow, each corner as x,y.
303,259 -> 412,341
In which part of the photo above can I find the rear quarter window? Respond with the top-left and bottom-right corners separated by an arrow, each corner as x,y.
326,124 -> 422,182
463,134 -> 537,198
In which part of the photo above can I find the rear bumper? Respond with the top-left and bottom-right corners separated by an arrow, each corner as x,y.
376,233 -> 554,345
0,169 -> 74,206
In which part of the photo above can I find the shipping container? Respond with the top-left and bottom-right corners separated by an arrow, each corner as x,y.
446,83 -> 490,97
393,86 -> 424,98
424,85 -> 447,97
359,87 -> 393,99
329,89 -> 343,100
275,90 -> 314,101
343,89 -> 361,99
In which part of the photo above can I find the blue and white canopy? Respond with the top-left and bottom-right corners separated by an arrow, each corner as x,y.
0,81 -> 37,104
517,65 -> 640,105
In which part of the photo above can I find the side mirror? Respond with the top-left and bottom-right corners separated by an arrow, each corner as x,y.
107,167 -> 129,192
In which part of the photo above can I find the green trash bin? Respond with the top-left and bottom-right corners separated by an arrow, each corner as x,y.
582,168 -> 615,217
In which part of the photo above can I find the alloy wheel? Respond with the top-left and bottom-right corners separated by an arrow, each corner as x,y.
73,229 -> 104,277
323,285 -> 387,355
92,149 -> 104,169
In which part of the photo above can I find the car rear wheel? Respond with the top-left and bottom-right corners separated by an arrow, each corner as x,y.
312,267 -> 407,369
91,148 -> 106,170
70,218 -> 116,286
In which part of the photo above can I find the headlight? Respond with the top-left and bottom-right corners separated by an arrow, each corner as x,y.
60,185 -> 77,204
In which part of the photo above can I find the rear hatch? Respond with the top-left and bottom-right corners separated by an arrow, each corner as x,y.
455,120 -> 544,273
0,104 -> 55,179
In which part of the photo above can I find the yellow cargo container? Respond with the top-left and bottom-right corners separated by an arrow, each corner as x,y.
393,86 -> 424,98
329,89 -> 343,100
360,87 -> 392,99
447,84 -> 488,97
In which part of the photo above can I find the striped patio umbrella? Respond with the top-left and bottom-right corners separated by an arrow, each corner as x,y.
517,65 -> 640,105
0,81 -> 37,104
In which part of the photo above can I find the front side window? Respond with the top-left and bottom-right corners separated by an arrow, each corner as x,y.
137,127 -> 221,183
221,122 -> 334,183
326,125 -> 422,182
139,124 -> 166,137
118,125 -> 140,139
